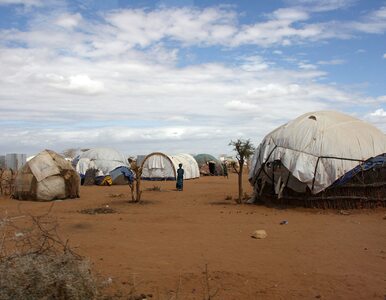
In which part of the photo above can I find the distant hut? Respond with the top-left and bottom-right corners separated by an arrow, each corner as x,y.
194,154 -> 224,176
13,150 -> 80,201
75,147 -> 132,185
140,152 -> 200,180
249,111 -> 386,209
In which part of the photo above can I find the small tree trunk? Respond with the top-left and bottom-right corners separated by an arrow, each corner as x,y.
129,182 -> 135,202
238,161 -> 244,203
136,177 -> 142,202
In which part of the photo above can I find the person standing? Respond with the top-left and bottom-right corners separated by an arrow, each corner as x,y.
176,163 -> 184,191
222,161 -> 228,179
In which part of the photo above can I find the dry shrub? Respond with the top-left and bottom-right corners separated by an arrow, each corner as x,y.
79,207 -> 117,215
0,253 -> 96,300
0,168 -> 15,196
145,185 -> 161,192
0,211 -> 98,300
109,193 -> 124,198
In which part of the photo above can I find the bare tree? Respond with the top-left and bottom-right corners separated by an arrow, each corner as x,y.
229,139 -> 255,203
61,148 -> 79,159
128,159 -> 143,202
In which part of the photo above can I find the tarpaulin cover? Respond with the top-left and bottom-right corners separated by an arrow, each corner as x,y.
13,150 -> 80,201
77,148 -> 129,176
249,111 -> 386,194
141,152 -> 200,180
109,166 -> 134,183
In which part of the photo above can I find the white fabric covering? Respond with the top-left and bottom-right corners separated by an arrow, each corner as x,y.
141,153 -> 200,180
142,153 -> 175,179
249,111 -> 386,194
28,151 -> 60,182
148,155 -> 165,169
169,154 -> 200,179
78,148 -> 128,175
37,176 -> 66,201
76,158 -> 96,175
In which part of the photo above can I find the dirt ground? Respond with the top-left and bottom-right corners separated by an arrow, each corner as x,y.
1,173 -> 386,299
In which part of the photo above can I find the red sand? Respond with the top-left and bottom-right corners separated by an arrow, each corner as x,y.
1,173 -> 386,299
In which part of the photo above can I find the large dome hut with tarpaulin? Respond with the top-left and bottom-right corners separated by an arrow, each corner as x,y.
249,111 -> 386,209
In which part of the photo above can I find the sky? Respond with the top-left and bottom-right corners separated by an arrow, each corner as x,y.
0,0 -> 385,157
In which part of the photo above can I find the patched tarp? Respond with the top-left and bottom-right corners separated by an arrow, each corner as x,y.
77,148 -> 129,176
28,151 -> 60,182
13,150 -> 80,201
110,166 -> 134,185
249,111 -> 386,194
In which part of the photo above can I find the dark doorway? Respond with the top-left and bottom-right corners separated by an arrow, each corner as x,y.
208,162 -> 216,175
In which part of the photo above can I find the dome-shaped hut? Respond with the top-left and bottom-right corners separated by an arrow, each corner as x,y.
75,148 -> 132,185
13,150 -> 80,201
140,152 -> 199,180
194,154 -> 223,176
249,111 -> 386,208
77,148 -> 128,175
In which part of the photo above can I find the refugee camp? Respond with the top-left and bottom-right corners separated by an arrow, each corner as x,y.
0,1 -> 385,299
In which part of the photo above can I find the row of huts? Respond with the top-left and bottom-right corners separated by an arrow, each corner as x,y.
7,110 -> 386,208
74,149 -> 225,183
9,148 -> 227,201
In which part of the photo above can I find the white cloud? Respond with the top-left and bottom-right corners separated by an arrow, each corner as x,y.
383,53 -> 386,59
0,0 -> 42,6
2,5 -> 386,52
240,56 -> 270,72
103,7 -> 237,48
347,6 -> 386,34
54,13 -> 82,29
271,8 -> 309,21
165,116 -> 190,122
0,4 -> 385,155
317,59 -> 345,65
298,62 -> 318,69
47,74 -> 105,95
284,0 -> 356,12
370,108 -> 386,117
225,100 -> 260,112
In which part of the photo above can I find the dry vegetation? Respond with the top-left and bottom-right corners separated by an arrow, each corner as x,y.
0,210 -> 98,300
0,168 -> 15,196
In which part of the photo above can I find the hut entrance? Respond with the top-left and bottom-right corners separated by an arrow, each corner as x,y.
208,162 -> 216,175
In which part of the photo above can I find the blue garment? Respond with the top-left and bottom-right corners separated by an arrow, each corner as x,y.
176,167 -> 184,190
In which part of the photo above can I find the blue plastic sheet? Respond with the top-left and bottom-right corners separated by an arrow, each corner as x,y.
331,154 -> 386,187
109,166 -> 134,183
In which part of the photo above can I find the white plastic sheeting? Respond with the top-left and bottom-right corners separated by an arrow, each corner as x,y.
141,152 -> 200,180
141,153 -> 175,179
77,148 -> 128,175
76,158 -> 96,176
249,111 -> 386,194
37,176 -> 66,201
170,153 -> 200,179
